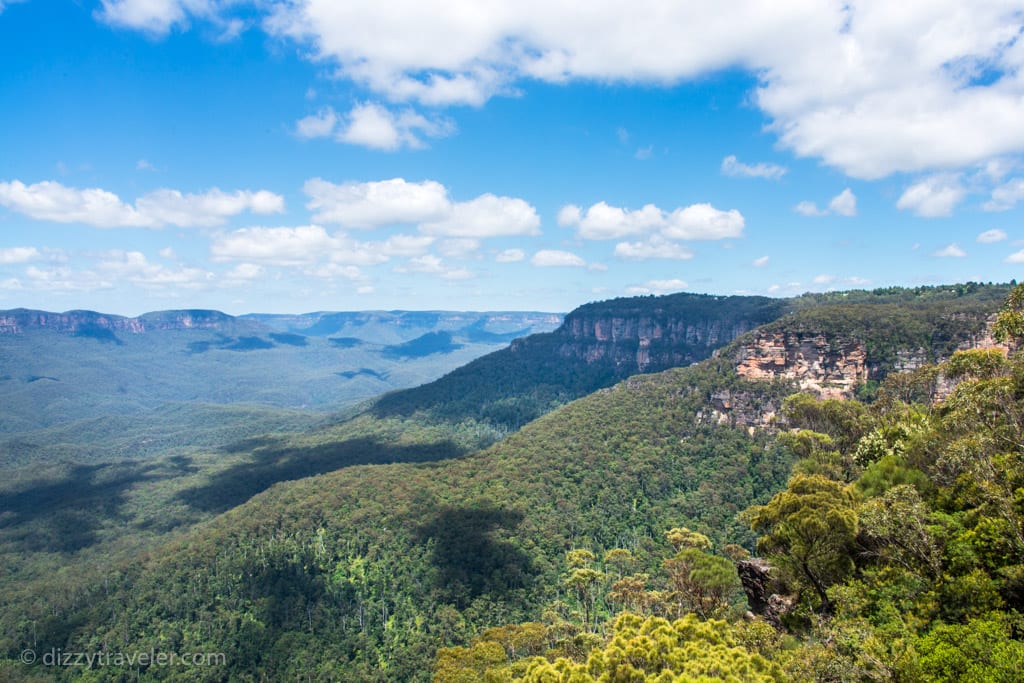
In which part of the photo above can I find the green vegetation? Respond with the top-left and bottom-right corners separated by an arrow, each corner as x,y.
372,292 -> 790,433
0,283 -> 1019,681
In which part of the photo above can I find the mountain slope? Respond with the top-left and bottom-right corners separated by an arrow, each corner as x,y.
10,284 -> 1013,681
372,292 -> 790,432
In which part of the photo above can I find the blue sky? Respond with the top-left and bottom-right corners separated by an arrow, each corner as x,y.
1,0 -> 1022,315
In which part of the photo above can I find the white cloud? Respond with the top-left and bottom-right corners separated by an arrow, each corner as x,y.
421,194 -> 541,237
0,247 -> 41,264
135,188 -> 284,227
99,250 -> 213,289
257,2 -> 1024,179
560,201 -> 663,240
211,225 -> 339,266
634,146 -> 654,160
813,274 -> 836,285
136,159 -> 156,171
626,278 -> 688,295
495,248 -> 525,263
795,189 -> 857,217
663,204 -> 744,240
97,0 -> 192,35
531,249 -> 585,267
380,234 -> 435,256
0,180 -> 283,228
308,263 -> 364,280
210,224 -> 433,269
1005,249 -> 1024,264
158,247 -> 176,259
295,107 -> 339,139
752,255 -> 770,267
222,263 -> 264,282
24,266 -> 112,292
897,175 -> 966,217
305,177 -> 539,238
614,237 -> 694,261
97,0 -> 243,41
438,238 -> 480,258
933,243 -> 967,258
305,177 -> 450,228
400,254 -> 474,279
983,178 -> 1024,211
560,200 -> 743,242
977,228 -> 1008,243
828,188 -> 857,217
336,102 -> 453,151
721,155 -> 786,180
794,201 -> 827,217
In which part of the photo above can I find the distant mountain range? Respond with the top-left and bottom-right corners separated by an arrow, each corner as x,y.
0,307 -> 562,463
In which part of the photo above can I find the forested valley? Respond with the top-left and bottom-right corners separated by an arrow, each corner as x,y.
2,283 -> 1023,681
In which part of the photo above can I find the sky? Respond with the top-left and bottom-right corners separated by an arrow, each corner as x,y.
1,1 -> 1023,315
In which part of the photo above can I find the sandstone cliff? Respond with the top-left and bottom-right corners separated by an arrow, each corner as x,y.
522,294 -> 788,375
0,308 -> 251,335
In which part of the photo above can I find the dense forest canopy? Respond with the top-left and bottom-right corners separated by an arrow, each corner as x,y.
0,282 -> 1021,681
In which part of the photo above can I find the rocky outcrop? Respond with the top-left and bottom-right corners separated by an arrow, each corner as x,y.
734,332 -> 869,400
697,389 -> 783,431
737,558 -> 793,628
731,314 -> 1015,403
545,294 -> 788,375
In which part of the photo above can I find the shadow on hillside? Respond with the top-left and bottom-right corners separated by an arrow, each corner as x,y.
177,436 -> 467,514
414,504 -> 534,607
0,457 -> 195,553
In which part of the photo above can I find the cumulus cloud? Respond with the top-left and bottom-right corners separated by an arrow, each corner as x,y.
305,177 -> 449,228
663,204 -> 745,240
335,102 -> 454,151
438,238 -> 480,258
23,266 -> 112,292
94,2 -> 1024,180
397,254 -> 474,280
828,189 -> 857,217
295,107 -> 339,139
983,178 -> 1024,211
897,175 -> 966,217
794,201 -> 828,217
97,0 -> 193,34
0,247 -> 41,264
794,188 -> 856,217
531,249 -> 585,267
97,0 -> 242,40
977,228 -> 1008,243
614,237 -> 694,261
253,2 -> 1024,179
557,201 -> 663,240
421,194 -> 540,237
99,249 -> 213,289
1005,249 -> 1024,264
211,225 -> 340,266
222,263 -> 265,283
305,177 -> 539,238
560,200 -> 744,245
721,155 -> 786,180
626,279 -> 688,295
933,243 -> 967,258
0,180 -> 284,228
495,248 -> 525,263
210,224 -> 437,269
